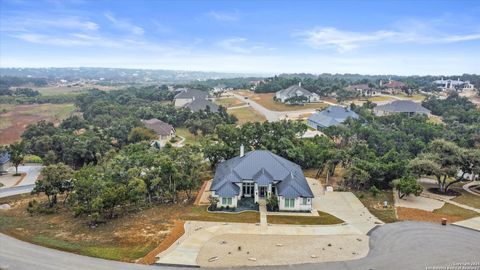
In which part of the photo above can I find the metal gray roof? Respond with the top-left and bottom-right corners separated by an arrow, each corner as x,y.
174,89 -> 208,99
308,106 -> 359,128
184,98 -> 219,112
276,84 -> 314,98
374,100 -> 430,114
0,152 -> 10,165
211,150 -> 313,198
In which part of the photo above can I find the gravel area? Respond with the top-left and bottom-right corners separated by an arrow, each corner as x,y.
196,234 -> 368,267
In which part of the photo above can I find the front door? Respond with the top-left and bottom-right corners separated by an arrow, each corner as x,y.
259,186 -> 266,198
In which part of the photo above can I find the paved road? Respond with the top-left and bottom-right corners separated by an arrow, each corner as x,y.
1,221 -> 479,270
0,165 -> 42,198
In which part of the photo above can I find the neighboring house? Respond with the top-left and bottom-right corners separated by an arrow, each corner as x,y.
142,118 -> 175,141
433,78 -> 475,92
184,98 -> 219,113
346,84 -> 380,97
174,89 -> 219,112
0,152 -> 10,175
373,100 -> 430,116
381,79 -> 406,94
174,89 -> 209,108
210,147 -> 314,211
307,106 -> 359,130
275,83 -> 320,103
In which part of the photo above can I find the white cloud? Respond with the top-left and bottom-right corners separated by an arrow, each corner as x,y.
104,12 -> 144,35
299,26 -> 480,52
207,11 -> 238,22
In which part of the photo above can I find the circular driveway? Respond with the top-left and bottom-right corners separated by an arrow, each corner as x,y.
1,221 -> 479,270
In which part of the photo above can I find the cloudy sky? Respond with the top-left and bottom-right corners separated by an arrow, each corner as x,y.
1,0 -> 479,75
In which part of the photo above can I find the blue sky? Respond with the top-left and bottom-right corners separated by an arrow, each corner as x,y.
1,0 -> 479,75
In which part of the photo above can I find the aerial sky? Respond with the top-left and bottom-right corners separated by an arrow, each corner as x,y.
1,0 -> 479,75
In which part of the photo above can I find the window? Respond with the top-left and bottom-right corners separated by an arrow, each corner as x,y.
222,197 -> 232,205
284,198 -> 295,208
302,198 -> 308,205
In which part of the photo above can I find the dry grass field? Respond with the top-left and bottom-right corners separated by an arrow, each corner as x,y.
33,84 -> 117,96
228,107 -> 267,124
214,97 -> 246,108
0,103 -> 77,145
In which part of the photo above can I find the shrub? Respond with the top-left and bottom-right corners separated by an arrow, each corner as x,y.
369,186 -> 380,197
23,154 -> 43,164
226,205 -> 230,210
266,195 -> 279,211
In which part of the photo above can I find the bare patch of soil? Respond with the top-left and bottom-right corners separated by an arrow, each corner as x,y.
397,207 -> 465,224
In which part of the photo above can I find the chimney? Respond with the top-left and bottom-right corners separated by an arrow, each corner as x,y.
240,144 -> 244,157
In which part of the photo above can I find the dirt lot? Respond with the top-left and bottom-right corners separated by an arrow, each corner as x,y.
0,103 -> 76,145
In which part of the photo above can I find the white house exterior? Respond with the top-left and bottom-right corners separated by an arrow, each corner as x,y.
346,84 -> 380,97
210,147 -> 314,211
275,83 -> 320,103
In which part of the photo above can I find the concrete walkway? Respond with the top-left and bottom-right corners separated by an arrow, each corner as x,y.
393,188 -> 445,211
420,193 -> 480,213
463,181 -> 480,196
258,199 -> 267,227
453,216 -> 480,231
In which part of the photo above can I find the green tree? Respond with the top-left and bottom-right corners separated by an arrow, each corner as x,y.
32,163 -> 74,207
392,175 -> 423,199
9,141 -> 25,175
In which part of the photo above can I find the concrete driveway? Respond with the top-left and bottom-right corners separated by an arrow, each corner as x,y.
0,165 -> 42,198
1,222 -> 479,270
313,192 -> 382,234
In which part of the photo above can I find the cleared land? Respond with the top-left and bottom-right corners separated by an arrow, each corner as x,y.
0,103 -> 76,145
267,211 -> 343,225
228,107 -> 266,124
0,194 -> 259,262
214,98 -> 246,108
33,84 -> 117,96
353,190 -> 397,223
235,90 -> 329,111
397,203 -> 479,223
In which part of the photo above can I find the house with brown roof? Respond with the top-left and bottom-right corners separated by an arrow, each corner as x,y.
381,79 -> 406,94
142,118 -> 175,141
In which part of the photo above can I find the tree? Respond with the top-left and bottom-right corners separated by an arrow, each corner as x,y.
9,141 -> 25,175
32,163 -> 74,207
410,139 -> 470,193
392,175 -> 423,199
128,127 -> 157,143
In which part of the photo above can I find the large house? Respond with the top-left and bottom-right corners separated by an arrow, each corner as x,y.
307,106 -> 359,130
433,78 -> 475,92
275,83 -> 320,103
210,147 -> 314,211
174,89 -> 218,112
142,118 -> 175,140
346,84 -> 379,97
0,152 -> 10,175
374,100 -> 430,116
381,79 -> 406,94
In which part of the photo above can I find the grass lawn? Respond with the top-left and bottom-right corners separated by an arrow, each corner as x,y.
433,203 -> 479,219
214,98 -> 246,108
353,189 -> 397,223
451,188 -> 480,209
228,107 -> 266,124
267,211 -> 344,225
366,96 -> 394,102
394,93 -> 426,101
182,205 -> 260,223
175,127 -> 203,145
235,91 -> 329,111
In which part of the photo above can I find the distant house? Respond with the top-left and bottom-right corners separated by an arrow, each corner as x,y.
142,118 -> 175,141
346,84 -> 379,97
174,89 -> 209,108
307,106 -> 359,130
210,147 -> 314,211
173,89 -> 219,112
433,78 -> 475,92
275,83 -> 320,104
0,152 -> 10,175
373,100 -> 430,116
184,98 -> 219,113
381,79 -> 406,94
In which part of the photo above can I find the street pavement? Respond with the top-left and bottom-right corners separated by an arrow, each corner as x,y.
0,165 -> 42,198
1,221 -> 479,270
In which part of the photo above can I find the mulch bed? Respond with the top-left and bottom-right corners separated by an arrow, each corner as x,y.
427,187 -> 460,196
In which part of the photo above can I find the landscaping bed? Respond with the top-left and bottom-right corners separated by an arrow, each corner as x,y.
267,211 -> 344,225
